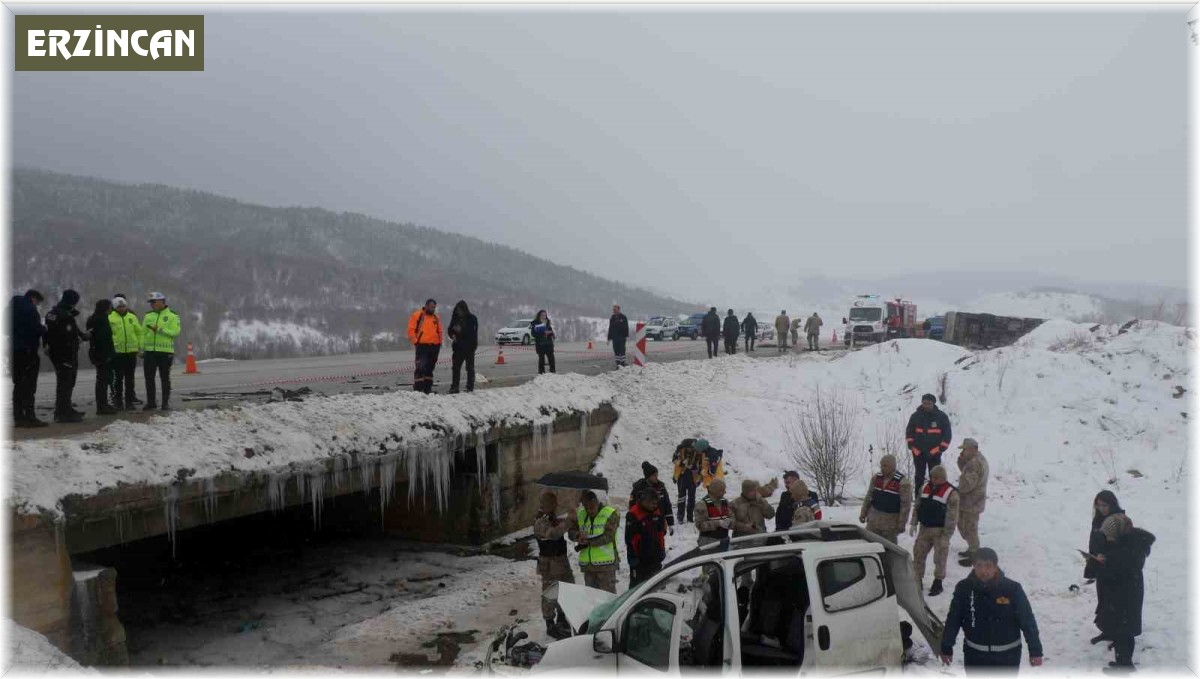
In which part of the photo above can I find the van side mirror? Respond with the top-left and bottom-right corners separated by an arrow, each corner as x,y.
593,629 -> 616,654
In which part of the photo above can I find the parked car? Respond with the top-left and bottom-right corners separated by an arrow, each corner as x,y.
485,523 -> 943,674
644,316 -> 681,341
675,313 -> 706,340
495,319 -> 534,345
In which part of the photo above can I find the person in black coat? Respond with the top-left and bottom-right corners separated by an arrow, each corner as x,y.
775,471 -> 800,531
531,310 -> 556,374
607,305 -> 630,368
625,488 -> 669,588
44,289 -> 88,423
630,461 -> 675,535
906,394 -> 953,499
447,300 -> 478,393
701,307 -> 721,359
741,313 -> 758,352
722,309 -> 739,355
9,289 -> 47,427
1092,514 -> 1154,671
85,299 -> 118,415
1085,490 -> 1125,643
940,548 -> 1044,672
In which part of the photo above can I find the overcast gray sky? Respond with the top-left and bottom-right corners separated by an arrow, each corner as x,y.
12,6 -> 1189,303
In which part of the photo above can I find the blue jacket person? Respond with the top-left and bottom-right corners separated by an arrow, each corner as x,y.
940,548 -> 1044,672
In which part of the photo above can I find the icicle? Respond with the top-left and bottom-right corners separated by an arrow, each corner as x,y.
580,411 -> 589,446
379,453 -> 399,519
476,435 -> 487,495
332,455 -> 346,493
309,468 -> 325,529
163,485 -> 179,558
532,422 -> 542,461
489,472 -> 502,522
267,472 -> 290,514
203,478 -> 218,523
359,456 -> 376,496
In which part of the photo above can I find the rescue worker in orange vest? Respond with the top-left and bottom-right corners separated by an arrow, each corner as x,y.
907,393 -> 953,500
407,299 -> 443,394
910,465 -> 959,597
694,479 -> 733,548
859,454 -> 914,544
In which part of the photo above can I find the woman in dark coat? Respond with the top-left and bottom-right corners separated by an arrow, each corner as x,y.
530,310 -> 556,374
1086,491 -> 1124,644
86,299 -> 117,415
1093,513 -> 1154,670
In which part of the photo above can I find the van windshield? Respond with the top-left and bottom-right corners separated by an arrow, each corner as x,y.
849,308 -> 882,322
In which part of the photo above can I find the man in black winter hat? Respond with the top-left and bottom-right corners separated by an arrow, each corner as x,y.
940,548 -> 1044,672
907,392 -> 952,500
44,289 -> 88,423
630,461 -> 675,536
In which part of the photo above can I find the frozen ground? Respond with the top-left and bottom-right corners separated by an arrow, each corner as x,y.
4,620 -> 91,675
11,320 -> 1188,672
966,291 -> 1106,322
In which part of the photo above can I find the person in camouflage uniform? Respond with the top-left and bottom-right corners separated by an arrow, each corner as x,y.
859,454 -> 913,544
955,438 -> 990,566
533,491 -> 575,638
911,465 -> 959,596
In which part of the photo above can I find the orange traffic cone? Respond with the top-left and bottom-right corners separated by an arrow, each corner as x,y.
495,349 -> 506,365
185,343 -> 199,374
587,340 -> 594,350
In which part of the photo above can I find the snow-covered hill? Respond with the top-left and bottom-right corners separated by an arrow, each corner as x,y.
592,319 -> 1190,670
966,291 -> 1106,321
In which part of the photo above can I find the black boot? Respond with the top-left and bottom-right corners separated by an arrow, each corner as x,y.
1091,634 -> 1110,645
928,579 -> 943,596
53,411 -> 84,423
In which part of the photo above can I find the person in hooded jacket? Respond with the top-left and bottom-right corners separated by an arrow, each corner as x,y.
722,309 -> 739,355
531,310 -> 556,374
630,462 -> 675,536
1092,513 -> 1154,672
44,289 -> 89,423
108,295 -> 142,410
940,548 -> 1044,673
85,299 -> 118,415
701,307 -> 722,359
447,300 -> 478,394
407,299 -> 442,394
9,289 -> 47,427
1086,490 -> 1125,643
625,488 -> 669,587
742,313 -> 758,352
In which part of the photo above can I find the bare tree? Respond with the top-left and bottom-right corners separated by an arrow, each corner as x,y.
872,417 -> 914,480
784,387 -> 864,505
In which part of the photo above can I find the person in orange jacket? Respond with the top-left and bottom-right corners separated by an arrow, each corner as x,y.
407,299 -> 443,394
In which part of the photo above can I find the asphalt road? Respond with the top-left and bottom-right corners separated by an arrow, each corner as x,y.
16,336 -> 837,440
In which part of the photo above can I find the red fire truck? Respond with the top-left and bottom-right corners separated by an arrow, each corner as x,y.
885,299 -> 921,339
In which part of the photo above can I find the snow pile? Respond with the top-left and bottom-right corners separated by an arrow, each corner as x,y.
9,374 -> 616,518
4,620 -> 91,674
216,320 -> 347,350
967,291 -> 1105,321
590,319 -> 1190,670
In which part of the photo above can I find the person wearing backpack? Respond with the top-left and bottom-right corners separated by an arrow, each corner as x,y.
530,310 -> 556,374
1092,513 -> 1155,672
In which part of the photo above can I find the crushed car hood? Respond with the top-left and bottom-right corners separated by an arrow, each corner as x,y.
545,582 -> 617,632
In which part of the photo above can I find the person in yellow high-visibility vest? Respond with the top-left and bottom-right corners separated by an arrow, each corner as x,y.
568,490 -> 620,593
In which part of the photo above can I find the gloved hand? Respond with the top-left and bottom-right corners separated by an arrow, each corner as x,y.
858,513 -> 868,524
911,447 -> 921,457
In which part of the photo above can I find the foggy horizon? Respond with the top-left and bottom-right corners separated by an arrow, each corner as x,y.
12,6 -> 1189,302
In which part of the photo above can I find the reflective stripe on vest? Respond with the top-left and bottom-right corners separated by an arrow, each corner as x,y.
576,506 -> 617,566
965,639 -> 1021,653
871,472 -> 905,514
917,482 -> 954,527
700,496 -> 730,540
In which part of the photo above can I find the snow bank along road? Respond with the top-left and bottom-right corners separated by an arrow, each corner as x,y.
21,339 -> 834,439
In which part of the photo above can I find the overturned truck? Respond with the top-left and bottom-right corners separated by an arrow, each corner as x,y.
942,311 -> 1045,350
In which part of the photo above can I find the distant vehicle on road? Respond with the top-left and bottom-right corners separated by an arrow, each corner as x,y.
923,316 -> 945,341
675,313 -> 706,340
495,319 -> 534,345
644,316 -> 681,341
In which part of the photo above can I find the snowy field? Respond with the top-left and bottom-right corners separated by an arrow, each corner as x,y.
8,319 -> 1189,672
966,291 -> 1106,322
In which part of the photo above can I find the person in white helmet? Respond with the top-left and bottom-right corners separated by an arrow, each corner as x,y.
141,292 -> 181,411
